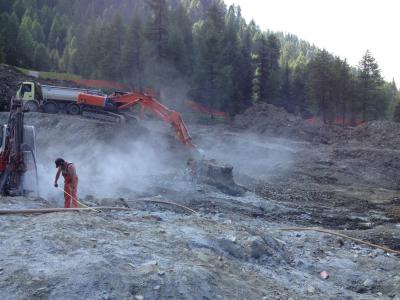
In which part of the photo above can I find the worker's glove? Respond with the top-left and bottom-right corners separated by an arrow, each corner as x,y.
54,183 -> 58,188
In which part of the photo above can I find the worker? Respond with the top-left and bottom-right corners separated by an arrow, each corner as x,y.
54,158 -> 79,208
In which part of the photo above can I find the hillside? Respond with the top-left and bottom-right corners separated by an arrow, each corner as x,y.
1,0 -> 398,120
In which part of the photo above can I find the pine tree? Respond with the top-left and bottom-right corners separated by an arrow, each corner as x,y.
31,20 -> 45,44
252,33 -> 269,103
100,14 -> 125,80
60,36 -> 78,73
166,3 -> 193,77
0,48 -> 4,64
235,23 -> 253,113
16,24 -> 35,67
48,15 -> 67,53
307,49 -> 334,123
280,62 -> 293,112
146,0 -> 169,62
0,12 -> 19,65
122,13 -> 145,89
265,33 -> 281,103
33,43 -> 50,70
358,50 -> 384,121
191,3 -> 230,110
393,101 -> 400,122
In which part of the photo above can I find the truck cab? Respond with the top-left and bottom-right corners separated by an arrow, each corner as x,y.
16,82 -> 43,101
15,81 -> 43,112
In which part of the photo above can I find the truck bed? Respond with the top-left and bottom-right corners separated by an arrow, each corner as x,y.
41,85 -> 102,102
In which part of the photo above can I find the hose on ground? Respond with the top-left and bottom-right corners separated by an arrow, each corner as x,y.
0,207 -> 131,214
275,226 -> 400,255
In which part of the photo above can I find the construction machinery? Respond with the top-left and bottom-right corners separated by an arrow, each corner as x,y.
15,81 -> 101,114
77,91 -> 194,148
16,81 -> 194,148
0,98 -> 39,196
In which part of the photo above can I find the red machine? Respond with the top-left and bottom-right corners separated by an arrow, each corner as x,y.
0,99 -> 39,196
77,91 -> 195,148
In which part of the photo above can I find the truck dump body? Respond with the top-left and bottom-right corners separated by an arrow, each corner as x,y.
41,85 -> 102,102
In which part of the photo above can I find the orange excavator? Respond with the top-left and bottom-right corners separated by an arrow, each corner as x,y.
77,91 -> 195,148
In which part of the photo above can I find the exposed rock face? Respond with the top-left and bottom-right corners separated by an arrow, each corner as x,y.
189,159 -> 245,196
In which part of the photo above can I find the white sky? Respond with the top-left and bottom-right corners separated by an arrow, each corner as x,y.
224,0 -> 400,85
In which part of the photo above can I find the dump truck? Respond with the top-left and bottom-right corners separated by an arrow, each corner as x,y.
15,81 -> 102,115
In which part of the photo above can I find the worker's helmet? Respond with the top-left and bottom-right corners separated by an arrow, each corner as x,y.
55,158 -> 65,168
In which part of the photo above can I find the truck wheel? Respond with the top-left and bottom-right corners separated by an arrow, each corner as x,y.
24,101 -> 39,112
43,102 -> 58,114
67,104 -> 80,115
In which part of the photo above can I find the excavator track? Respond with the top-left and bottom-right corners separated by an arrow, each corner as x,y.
81,109 -> 126,123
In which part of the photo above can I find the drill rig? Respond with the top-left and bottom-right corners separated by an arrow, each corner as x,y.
0,98 -> 39,196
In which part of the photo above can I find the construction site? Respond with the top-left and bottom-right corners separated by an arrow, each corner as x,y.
0,62 -> 399,299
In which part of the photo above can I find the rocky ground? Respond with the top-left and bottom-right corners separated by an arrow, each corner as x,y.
0,66 -> 399,299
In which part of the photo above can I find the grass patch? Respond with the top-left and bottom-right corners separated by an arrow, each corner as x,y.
16,67 -> 81,81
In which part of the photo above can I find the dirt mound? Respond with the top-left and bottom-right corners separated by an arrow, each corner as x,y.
234,103 -> 320,141
0,64 -> 81,109
234,103 -> 400,148
0,64 -> 25,103
344,121 -> 400,148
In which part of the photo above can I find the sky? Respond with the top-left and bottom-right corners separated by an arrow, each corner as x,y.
224,0 -> 400,84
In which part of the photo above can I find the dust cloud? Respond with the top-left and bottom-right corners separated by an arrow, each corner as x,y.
28,115 -> 185,206
197,129 -> 296,182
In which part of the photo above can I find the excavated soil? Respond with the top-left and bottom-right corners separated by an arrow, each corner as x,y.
0,70 -> 399,299
0,64 -> 82,110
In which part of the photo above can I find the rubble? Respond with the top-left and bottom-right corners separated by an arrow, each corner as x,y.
233,103 -> 319,141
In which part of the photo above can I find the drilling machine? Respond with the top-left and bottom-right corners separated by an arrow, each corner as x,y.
0,98 -> 39,196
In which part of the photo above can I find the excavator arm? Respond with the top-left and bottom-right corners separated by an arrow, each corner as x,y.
78,92 -> 195,148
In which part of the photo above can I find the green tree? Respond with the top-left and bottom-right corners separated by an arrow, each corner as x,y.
60,35 -> 78,73
291,55 -> 309,116
166,3 -> 193,77
99,14 -> 125,80
48,15 -> 67,53
253,32 -> 281,104
265,33 -> 281,103
252,33 -> 269,103
331,57 -> 352,124
16,24 -> 35,67
0,48 -> 4,64
234,22 -> 253,113
223,5 -> 253,114
192,3 -> 230,110
393,101 -> 400,122
33,43 -> 50,70
31,20 -> 45,44
146,0 -> 169,62
280,62 -> 293,112
358,50 -> 384,121
0,12 -> 19,64
122,13 -> 145,88
307,49 -> 334,123
12,0 -> 26,20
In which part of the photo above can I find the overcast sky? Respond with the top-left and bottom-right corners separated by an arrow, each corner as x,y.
224,0 -> 400,85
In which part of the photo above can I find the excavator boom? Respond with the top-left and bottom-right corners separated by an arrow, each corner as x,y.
77,92 -> 195,148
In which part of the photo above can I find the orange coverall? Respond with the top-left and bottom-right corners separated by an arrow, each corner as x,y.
57,162 -> 79,208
